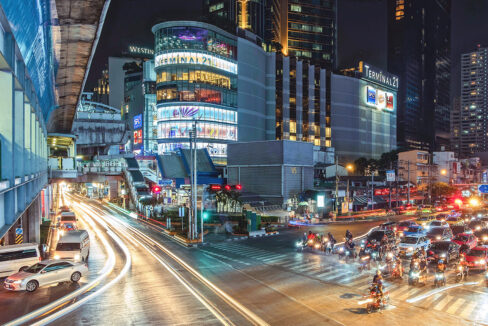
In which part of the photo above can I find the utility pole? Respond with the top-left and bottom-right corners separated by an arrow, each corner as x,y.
346,179 -> 350,215
201,185 -> 205,243
335,156 -> 339,214
193,120 -> 198,240
371,170 -> 374,211
389,161 -> 392,210
188,130 -> 193,240
407,160 -> 410,204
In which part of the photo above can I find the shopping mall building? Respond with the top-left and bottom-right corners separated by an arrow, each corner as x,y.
152,21 -> 396,164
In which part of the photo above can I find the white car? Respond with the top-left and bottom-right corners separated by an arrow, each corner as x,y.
3,260 -> 88,292
397,235 -> 431,257
426,220 -> 449,229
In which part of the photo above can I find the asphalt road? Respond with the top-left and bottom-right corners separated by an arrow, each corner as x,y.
59,197 -> 477,325
2,194 -> 483,325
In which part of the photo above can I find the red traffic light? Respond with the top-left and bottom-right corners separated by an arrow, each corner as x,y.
224,184 -> 231,191
152,186 -> 161,194
210,184 -> 222,191
235,184 -> 242,191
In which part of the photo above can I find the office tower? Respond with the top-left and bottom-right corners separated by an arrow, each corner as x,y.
387,0 -> 451,151
458,46 -> 488,157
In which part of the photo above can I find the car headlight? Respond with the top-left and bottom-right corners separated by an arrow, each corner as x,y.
59,230 -> 65,236
477,226 -> 481,230
54,254 -> 60,260
11,280 -> 22,284
436,236 -> 441,240
74,254 -> 80,261
440,253 -> 446,258
407,247 -> 413,251
296,241 -> 302,247
483,236 -> 488,241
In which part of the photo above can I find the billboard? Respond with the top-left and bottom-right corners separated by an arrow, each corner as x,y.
133,114 -> 142,129
360,61 -> 399,89
365,85 -> 395,112
155,51 -> 238,74
133,130 -> 142,144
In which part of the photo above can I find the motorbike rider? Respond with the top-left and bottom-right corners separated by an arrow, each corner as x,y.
345,238 -> 356,257
327,232 -> 336,253
436,259 -> 446,273
372,270 -> 384,297
458,254 -> 469,277
345,229 -> 353,241
419,254 -> 428,279
394,254 -> 403,277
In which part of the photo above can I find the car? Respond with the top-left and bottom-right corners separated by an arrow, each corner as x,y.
397,220 -> 418,232
403,225 -> 426,237
446,216 -> 463,225
0,243 -> 42,277
474,228 -> 488,245
450,224 -> 472,237
3,260 -> 88,292
468,220 -> 486,232
426,220 -> 449,229
427,241 -> 461,264
416,215 -> 435,226
426,227 -> 453,242
435,214 -> 448,221
379,221 -> 397,232
452,233 -> 478,250
366,229 -> 396,245
465,247 -> 488,270
397,235 -> 430,257
53,230 -> 90,262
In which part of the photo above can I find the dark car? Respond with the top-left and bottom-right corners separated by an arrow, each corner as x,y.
468,220 -> 486,232
475,228 -> 488,245
427,241 -> 460,264
450,224 -> 472,237
397,221 -> 417,232
367,230 -> 396,245
379,221 -> 397,232
426,227 -> 453,242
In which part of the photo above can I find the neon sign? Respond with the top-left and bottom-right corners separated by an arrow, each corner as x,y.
155,52 -> 237,74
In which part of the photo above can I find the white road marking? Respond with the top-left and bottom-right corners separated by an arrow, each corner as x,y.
445,297 -> 466,315
432,295 -> 452,311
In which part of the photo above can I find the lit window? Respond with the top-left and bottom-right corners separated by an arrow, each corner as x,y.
290,4 -> 301,12
290,121 -> 297,133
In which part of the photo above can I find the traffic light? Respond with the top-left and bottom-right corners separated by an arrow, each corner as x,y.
152,186 -> 161,194
224,184 -> 231,191
209,184 -> 222,191
202,211 -> 210,220
235,184 -> 242,191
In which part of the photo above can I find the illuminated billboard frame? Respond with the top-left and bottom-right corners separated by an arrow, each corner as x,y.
364,85 -> 394,112
133,114 -> 142,129
155,51 -> 238,74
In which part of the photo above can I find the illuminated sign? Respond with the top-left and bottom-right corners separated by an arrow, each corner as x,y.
155,52 -> 237,74
128,45 -> 154,56
134,130 -> 142,144
360,61 -> 399,89
317,195 -> 325,208
365,85 -> 395,112
133,114 -> 142,129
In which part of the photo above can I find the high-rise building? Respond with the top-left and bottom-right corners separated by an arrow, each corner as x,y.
387,0 -> 451,151
92,68 -> 109,105
451,96 -> 461,154
204,0 -> 266,40
268,0 -> 337,69
204,0 -> 337,69
458,46 -> 488,157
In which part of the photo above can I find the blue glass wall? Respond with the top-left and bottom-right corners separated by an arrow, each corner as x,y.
0,0 -> 57,120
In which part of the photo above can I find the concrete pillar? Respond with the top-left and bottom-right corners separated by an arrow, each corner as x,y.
108,179 -> 118,200
27,196 -> 40,243
14,90 -> 23,178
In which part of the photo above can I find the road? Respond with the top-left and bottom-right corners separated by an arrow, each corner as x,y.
2,195 -> 485,325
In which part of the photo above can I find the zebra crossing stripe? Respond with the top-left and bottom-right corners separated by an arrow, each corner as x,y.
459,300 -> 478,319
446,298 -> 466,315
397,287 -> 426,301
432,295 -> 454,311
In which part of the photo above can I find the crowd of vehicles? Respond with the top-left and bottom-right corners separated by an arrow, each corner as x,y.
0,206 -> 90,292
297,207 -> 488,313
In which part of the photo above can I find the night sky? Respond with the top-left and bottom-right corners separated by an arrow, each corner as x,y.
86,0 -> 488,101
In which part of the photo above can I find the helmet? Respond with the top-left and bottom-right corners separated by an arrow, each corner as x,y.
438,259 -> 444,264
308,231 -> 312,235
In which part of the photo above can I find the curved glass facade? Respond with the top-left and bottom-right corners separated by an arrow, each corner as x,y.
153,22 -> 238,163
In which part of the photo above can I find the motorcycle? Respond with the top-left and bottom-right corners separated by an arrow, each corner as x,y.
434,271 -> 446,287
390,262 -> 403,279
408,263 -> 425,285
455,264 -> 468,283
358,254 -> 372,272
358,287 -> 389,314
296,239 -> 308,252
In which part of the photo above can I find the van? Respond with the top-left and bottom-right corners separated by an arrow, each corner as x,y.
0,243 -> 41,277
53,230 -> 90,262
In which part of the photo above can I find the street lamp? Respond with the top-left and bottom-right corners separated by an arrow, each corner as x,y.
346,164 -> 354,172
440,169 -> 447,176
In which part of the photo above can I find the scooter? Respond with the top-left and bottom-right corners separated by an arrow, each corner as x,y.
408,263 -> 425,286
434,271 -> 446,287
455,265 -> 468,283
358,254 -> 372,272
358,287 -> 389,314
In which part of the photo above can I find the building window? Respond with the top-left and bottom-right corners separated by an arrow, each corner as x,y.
290,4 -> 301,12
209,2 -> 224,12
290,121 -> 296,133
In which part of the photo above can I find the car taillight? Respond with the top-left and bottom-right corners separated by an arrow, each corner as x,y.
429,250 -> 433,255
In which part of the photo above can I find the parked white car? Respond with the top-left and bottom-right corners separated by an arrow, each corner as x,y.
398,235 -> 431,257
3,260 -> 88,292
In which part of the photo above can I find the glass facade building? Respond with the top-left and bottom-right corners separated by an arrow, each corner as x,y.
152,21 -> 239,164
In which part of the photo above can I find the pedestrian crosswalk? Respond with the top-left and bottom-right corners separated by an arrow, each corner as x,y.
201,240 -> 488,322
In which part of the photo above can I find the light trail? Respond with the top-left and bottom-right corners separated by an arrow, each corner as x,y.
4,198 -> 118,326
94,202 -> 270,326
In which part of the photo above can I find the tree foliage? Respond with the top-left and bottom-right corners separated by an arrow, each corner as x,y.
431,182 -> 457,198
354,150 -> 399,176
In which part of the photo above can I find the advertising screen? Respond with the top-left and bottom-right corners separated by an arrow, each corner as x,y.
134,130 -> 142,144
367,87 -> 376,105
376,90 -> 386,109
134,114 -> 142,129
386,92 -> 394,111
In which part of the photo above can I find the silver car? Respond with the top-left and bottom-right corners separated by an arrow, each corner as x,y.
3,260 -> 88,292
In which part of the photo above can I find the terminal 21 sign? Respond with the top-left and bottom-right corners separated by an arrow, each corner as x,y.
155,51 -> 238,74
366,86 -> 394,112
360,61 -> 399,90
